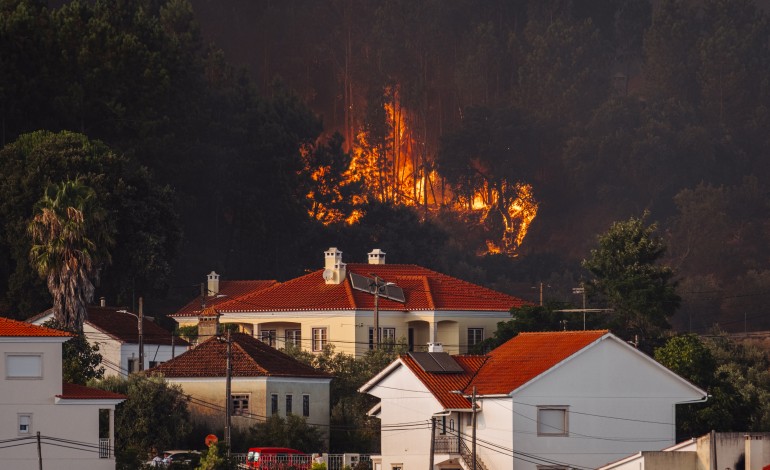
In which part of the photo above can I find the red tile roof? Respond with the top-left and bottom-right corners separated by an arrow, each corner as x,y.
147,332 -> 331,379
402,354 -> 487,409
396,331 -> 608,402
86,307 -> 189,346
172,280 -> 278,317
0,317 -> 72,337
172,265 -> 526,317
57,383 -> 127,400
470,330 -> 608,395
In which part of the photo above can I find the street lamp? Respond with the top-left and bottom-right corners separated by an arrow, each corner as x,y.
118,297 -> 144,372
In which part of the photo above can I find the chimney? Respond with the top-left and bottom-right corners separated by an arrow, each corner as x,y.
323,247 -> 347,284
100,297 -> 106,307
368,248 -> 386,265
428,342 -> 444,353
207,271 -> 220,296
197,307 -> 220,340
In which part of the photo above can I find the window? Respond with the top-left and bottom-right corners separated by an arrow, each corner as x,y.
303,395 -> 310,417
285,329 -> 301,348
369,327 -> 396,349
271,394 -> 278,415
6,354 -> 43,379
127,358 -> 139,374
231,394 -> 250,416
260,330 -> 277,347
149,361 -> 159,369
285,395 -> 293,414
18,414 -> 31,435
467,328 -> 484,349
440,416 -> 446,435
312,328 -> 327,351
537,406 -> 568,436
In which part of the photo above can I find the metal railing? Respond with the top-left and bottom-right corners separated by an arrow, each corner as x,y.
99,438 -> 111,458
233,453 -> 371,470
433,435 -> 460,454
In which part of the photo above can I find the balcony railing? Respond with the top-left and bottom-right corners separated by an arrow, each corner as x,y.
433,435 -> 460,454
99,438 -> 111,458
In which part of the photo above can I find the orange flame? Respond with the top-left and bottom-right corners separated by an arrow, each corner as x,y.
307,88 -> 539,256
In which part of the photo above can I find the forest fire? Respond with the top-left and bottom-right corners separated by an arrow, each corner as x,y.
307,89 -> 539,257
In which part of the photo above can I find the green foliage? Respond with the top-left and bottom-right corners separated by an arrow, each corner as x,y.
0,130 -> 179,317
61,330 -> 105,385
195,442 -> 233,470
177,325 -> 199,343
655,332 -> 770,439
479,303 -> 574,352
582,212 -> 679,347
28,178 -> 113,330
90,375 -> 191,465
311,463 -> 327,470
246,414 -> 324,453
284,342 -> 406,452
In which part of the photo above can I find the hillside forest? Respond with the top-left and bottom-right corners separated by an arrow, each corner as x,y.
2,0 -> 770,337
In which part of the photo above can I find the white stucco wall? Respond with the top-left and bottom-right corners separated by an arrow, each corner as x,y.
509,336 -> 705,470
0,337 -> 119,470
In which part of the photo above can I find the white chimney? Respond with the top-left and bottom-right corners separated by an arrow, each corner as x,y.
368,248 -> 387,265
207,271 -> 220,296
428,342 -> 444,353
323,247 -> 347,284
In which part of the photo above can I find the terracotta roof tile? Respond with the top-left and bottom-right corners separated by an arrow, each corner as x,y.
470,330 -> 608,395
58,383 -> 127,400
147,333 -> 330,379
86,307 -> 189,346
402,354 -> 487,409
0,317 -> 72,337
393,331 -> 609,404
173,264 -> 526,316
172,280 -> 278,317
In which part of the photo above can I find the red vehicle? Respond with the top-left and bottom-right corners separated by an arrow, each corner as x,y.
244,447 -> 312,469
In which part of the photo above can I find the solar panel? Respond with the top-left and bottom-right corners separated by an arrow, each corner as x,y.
431,352 -> 465,373
408,352 -> 463,373
349,272 -> 373,293
348,272 -> 406,303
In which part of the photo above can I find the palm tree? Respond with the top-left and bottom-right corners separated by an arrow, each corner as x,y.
28,178 -> 114,331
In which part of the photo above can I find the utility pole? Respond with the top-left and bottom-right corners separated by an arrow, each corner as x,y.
37,431 -> 42,470
429,417 -> 436,470
371,275 -> 383,350
471,386 -> 477,470
138,297 -> 144,371
224,329 -> 232,458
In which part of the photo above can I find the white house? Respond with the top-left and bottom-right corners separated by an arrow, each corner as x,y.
30,305 -> 189,376
0,316 -> 125,470
170,248 -> 527,357
148,328 -> 333,447
359,330 -> 708,470
598,431 -> 770,470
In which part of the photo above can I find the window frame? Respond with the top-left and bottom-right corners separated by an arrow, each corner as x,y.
5,353 -> 43,379
467,328 -> 484,349
368,327 -> 396,349
537,406 -> 569,437
285,329 -> 301,348
312,327 -> 328,352
18,414 -> 32,435
260,329 -> 277,347
285,394 -> 293,415
231,394 -> 250,416
302,394 -> 310,417
271,394 -> 279,415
